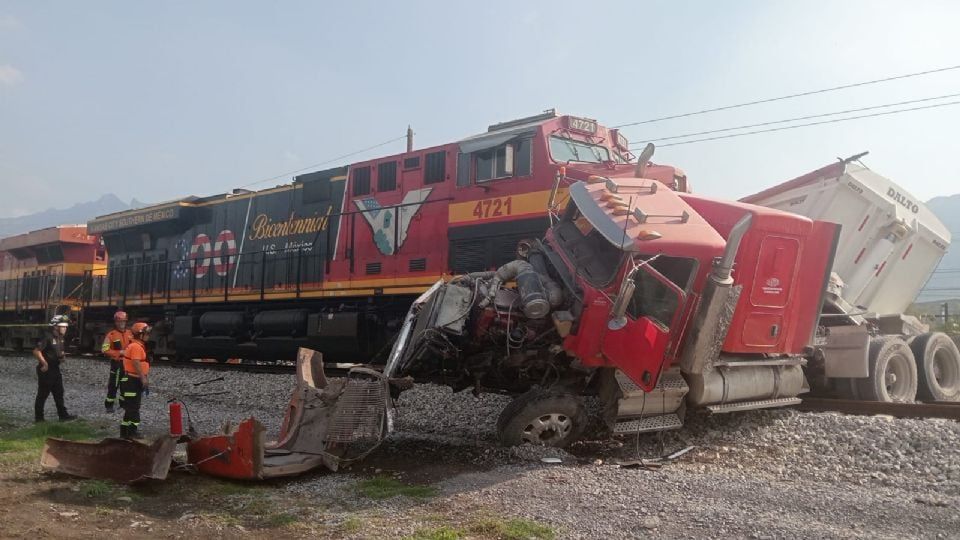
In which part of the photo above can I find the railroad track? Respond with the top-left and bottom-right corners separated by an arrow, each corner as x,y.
795,398 -> 960,421
39,354 -> 960,421
150,357 -> 297,375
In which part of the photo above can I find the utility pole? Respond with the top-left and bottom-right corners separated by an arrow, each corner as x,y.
406,125 -> 414,153
943,302 -> 950,327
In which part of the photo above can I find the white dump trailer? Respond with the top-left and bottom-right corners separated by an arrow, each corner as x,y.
742,153 -> 959,402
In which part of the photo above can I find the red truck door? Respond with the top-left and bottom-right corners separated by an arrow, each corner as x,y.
600,264 -> 686,391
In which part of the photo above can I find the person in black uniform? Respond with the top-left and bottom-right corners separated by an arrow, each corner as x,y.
33,315 -> 77,423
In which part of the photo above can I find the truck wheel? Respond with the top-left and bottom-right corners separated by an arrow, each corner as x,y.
909,332 -> 960,402
496,389 -> 587,448
856,336 -> 917,402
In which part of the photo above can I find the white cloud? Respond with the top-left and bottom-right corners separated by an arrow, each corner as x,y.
0,64 -> 24,86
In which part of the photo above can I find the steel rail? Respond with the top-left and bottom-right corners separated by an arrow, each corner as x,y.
795,398 -> 960,421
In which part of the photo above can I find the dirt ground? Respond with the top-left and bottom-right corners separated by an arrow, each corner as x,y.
0,412 -> 555,540
3,353 -> 959,539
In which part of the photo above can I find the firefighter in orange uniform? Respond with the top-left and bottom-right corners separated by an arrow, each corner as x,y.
119,322 -> 151,438
102,310 -> 133,412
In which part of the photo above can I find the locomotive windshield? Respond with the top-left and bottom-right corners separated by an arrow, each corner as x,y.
549,136 -> 611,164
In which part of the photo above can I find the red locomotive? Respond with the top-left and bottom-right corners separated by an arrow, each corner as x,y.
73,110 -> 688,363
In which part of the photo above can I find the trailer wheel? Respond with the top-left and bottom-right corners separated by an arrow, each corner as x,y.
496,389 -> 587,448
856,336 -> 917,402
909,332 -> 960,402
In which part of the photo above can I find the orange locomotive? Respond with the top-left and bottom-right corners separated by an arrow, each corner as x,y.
0,226 -> 104,351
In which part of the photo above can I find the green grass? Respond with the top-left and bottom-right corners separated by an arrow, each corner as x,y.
407,525 -> 465,540
342,516 -> 364,533
80,479 -> 114,498
193,478 -> 264,498
0,417 -> 102,464
266,512 -> 299,528
358,477 -> 438,500
470,517 -> 555,540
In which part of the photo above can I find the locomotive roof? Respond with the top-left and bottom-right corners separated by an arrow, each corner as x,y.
0,225 -> 94,252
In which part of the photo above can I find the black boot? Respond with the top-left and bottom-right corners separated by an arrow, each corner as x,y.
59,414 -> 77,422
105,400 -> 115,413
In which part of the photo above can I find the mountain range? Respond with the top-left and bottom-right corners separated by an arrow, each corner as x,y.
0,194 -> 146,238
916,194 -> 960,303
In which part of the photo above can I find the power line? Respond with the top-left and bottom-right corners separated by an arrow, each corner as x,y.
651,100 -> 960,148
235,134 -> 408,190
629,93 -> 960,146
612,63 -> 960,129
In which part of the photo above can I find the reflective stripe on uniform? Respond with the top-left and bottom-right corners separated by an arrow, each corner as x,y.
120,420 -> 140,426
122,392 -> 138,397
101,340 -> 110,353
105,397 -> 117,403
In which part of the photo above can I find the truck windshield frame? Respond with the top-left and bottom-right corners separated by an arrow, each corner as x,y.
552,200 -> 625,287
549,136 -> 611,164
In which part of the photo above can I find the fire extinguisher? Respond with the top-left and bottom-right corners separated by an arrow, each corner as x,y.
168,400 -> 184,439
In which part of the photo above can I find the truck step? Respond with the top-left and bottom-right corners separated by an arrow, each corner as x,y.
615,369 -> 688,397
705,397 -> 801,414
613,369 -> 689,417
613,413 -> 684,434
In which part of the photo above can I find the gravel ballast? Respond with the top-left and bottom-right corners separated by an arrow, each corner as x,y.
2,353 -> 959,538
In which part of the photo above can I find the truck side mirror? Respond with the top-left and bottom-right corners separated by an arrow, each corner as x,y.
608,279 -> 636,331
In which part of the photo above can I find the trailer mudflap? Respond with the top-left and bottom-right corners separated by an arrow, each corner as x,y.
186,347 -> 390,480
40,436 -> 177,483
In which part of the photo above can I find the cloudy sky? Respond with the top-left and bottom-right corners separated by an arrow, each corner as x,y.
2,1 -> 959,217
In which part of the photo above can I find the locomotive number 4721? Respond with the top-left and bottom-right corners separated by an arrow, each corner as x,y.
471,196 -> 514,219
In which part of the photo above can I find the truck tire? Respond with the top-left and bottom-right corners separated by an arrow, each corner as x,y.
856,336 -> 917,402
496,389 -> 587,448
909,332 -> 960,402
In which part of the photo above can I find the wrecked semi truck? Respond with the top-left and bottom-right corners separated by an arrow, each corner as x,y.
742,154 -> 959,403
382,174 -> 838,446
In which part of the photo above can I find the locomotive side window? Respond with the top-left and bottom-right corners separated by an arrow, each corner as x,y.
476,138 -> 532,183
377,161 -> 397,192
515,137 -> 532,176
424,151 -> 446,184
352,166 -> 371,196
